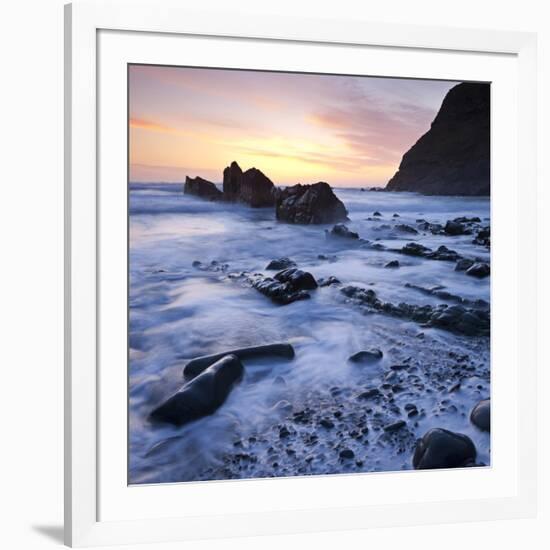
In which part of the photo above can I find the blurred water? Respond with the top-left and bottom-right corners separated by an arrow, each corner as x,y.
129,184 -> 490,484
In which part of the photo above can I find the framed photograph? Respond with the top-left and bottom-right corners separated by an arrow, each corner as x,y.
65,1 -> 538,547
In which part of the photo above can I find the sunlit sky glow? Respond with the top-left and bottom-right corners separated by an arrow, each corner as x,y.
129,65 -> 457,188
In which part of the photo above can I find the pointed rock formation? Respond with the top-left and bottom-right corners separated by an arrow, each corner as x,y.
275,182 -> 348,224
386,83 -> 490,196
222,161 -> 243,200
241,167 -> 276,207
184,176 -> 223,200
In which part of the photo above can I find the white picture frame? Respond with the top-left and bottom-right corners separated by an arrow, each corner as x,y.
64,1 -> 538,547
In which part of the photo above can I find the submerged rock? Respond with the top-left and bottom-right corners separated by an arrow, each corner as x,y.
318,276 -> 341,287
327,223 -> 359,239
470,399 -> 490,432
184,176 -> 222,200
265,257 -> 296,271
385,260 -> 400,268
455,258 -> 475,271
395,224 -> 419,234
444,220 -> 468,235
348,349 -> 383,364
150,355 -> 244,426
413,428 -> 477,469
400,242 -> 432,257
275,182 -> 348,224
183,342 -> 295,378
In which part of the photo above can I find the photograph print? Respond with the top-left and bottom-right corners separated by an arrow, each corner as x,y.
128,65 -> 490,484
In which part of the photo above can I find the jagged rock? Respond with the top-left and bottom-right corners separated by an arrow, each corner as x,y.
470,399 -> 490,432
455,216 -> 481,223
413,428 -> 476,469
184,176 -> 222,200
183,343 -> 295,378
426,245 -> 462,261
250,276 -> 311,305
328,223 -> 359,239
274,268 -> 318,291
455,258 -> 475,271
265,257 -> 296,270
241,167 -> 276,207
386,83 -> 490,196
149,355 -> 244,426
395,224 -> 418,234
400,242 -> 432,256
318,276 -> 341,287
466,262 -> 490,278
444,220 -> 469,235
222,161 -> 243,200
348,349 -> 383,364
275,182 -> 348,224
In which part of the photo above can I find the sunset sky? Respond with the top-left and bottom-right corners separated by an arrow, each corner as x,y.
129,65 -> 456,188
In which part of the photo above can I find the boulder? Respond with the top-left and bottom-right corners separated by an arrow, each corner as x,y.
444,220 -> 468,235
275,182 -> 349,224
386,83 -> 490,196
328,223 -> 359,239
385,260 -> 400,268
400,242 -> 432,256
265,257 -> 296,270
222,161 -> 243,200
348,349 -> 383,364
455,258 -> 475,271
183,342 -> 295,378
184,176 -> 222,200
274,268 -> 318,291
150,354 -> 244,426
466,262 -> 490,278
249,274 -> 312,305
470,399 -> 490,432
395,224 -> 419,234
241,167 -> 276,207
413,428 -> 477,469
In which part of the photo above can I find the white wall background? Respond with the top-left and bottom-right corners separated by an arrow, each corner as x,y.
0,0 -> 547,548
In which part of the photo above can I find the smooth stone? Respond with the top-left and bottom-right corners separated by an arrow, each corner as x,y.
348,349 -> 383,364
465,262 -> 490,278
150,355 -> 244,426
183,343 -> 295,378
413,428 -> 477,470
470,398 -> 490,432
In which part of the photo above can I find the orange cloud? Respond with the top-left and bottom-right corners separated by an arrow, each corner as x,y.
129,117 -> 175,133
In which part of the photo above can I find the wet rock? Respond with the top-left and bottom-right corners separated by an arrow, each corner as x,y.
318,276 -> 341,287
265,257 -> 296,271
413,428 -> 477,470
192,260 -> 228,272
455,216 -> 481,223
328,223 -> 359,239
250,274 -> 311,305
395,224 -> 419,234
373,211 -> 382,217
150,354 -> 244,426
184,176 -> 223,200
466,262 -> 490,278
357,388 -> 382,400
455,258 -> 475,271
275,182 -> 349,224
320,418 -> 335,429
400,242 -> 432,256
385,260 -> 400,268
393,213 -> 400,218
274,268 -> 318,291
470,399 -> 490,432
339,449 -> 355,459
348,349 -> 383,364
383,420 -> 406,433
183,342 -> 295,377
444,220 -> 468,235
426,245 -> 462,261
222,161 -> 243,200
240,167 -> 276,207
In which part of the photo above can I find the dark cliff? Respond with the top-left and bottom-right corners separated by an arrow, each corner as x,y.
385,82 -> 490,196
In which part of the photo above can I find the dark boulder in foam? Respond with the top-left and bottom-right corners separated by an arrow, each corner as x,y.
274,268 -> 318,291
275,182 -> 348,224
470,398 -> 490,432
265,257 -> 296,271
183,343 -> 295,378
413,428 -> 477,469
149,354 -> 244,426
184,176 -> 222,200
